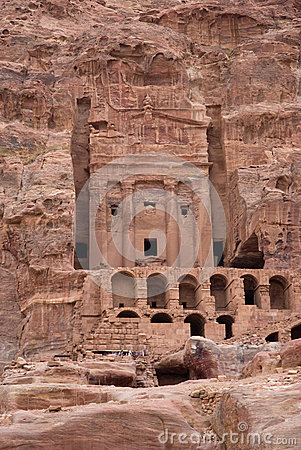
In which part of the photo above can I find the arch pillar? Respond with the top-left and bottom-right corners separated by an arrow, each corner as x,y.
231,277 -> 244,308
195,283 -> 204,311
200,281 -> 215,315
292,281 -> 301,311
166,283 -> 180,309
258,284 -> 270,310
135,277 -> 148,308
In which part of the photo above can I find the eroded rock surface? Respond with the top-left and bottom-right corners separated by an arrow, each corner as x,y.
0,355 -> 300,449
213,379 -> 301,449
242,337 -> 301,377
0,0 -> 300,364
1,359 -> 137,387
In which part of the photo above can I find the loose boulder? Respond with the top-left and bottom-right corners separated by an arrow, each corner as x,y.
280,338 -> 301,369
183,337 -> 221,379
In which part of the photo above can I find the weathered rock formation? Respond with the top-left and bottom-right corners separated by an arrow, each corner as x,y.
214,379 -> 301,449
156,336 -> 282,382
1,358 -> 137,387
0,352 -> 300,448
242,337 -> 301,376
184,337 -> 222,379
0,0 -> 300,366
0,0 -> 301,445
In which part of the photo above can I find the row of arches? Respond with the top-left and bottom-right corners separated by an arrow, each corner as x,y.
112,271 -> 290,311
210,274 -> 290,310
116,310 -> 233,340
112,272 -> 199,309
117,309 -> 301,342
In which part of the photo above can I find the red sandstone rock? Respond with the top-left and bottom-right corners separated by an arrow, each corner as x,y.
280,338 -> 301,369
242,338 -> 301,376
2,362 -> 89,385
0,0 -> 301,447
183,337 -> 221,379
213,380 -> 301,449
2,360 -> 137,387
81,361 -> 137,387
0,384 -> 107,413
154,350 -> 189,385
242,350 -> 281,377
154,350 -> 186,373
0,400 -> 200,449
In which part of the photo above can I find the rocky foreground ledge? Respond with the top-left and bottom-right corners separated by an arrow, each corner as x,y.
0,338 -> 300,449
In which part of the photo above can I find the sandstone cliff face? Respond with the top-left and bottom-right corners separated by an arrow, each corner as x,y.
0,0 -> 301,361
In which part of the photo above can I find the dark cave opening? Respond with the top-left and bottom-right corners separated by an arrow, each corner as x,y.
155,369 -> 189,386
291,324 -> 301,340
230,233 -> 264,269
265,331 -> 279,342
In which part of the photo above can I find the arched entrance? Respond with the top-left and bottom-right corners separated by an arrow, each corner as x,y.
117,310 -> 139,318
230,233 -> 264,269
269,276 -> 288,309
179,275 -> 198,309
111,272 -> 136,308
241,275 -> 258,306
147,274 -> 167,308
151,313 -> 173,323
217,315 -> 234,340
184,314 -> 205,337
265,332 -> 279,342
291,323 -> 301,340
210,275 -> 228,311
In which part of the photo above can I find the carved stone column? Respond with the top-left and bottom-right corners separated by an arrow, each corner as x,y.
97,195 -> 108,266
231,277 -> 244,309
122,180 -> 135,268
192,177 -> 213,270
135,275 -> 148,309
89,182 -> 104,269
258,284 -> 270,310
165,180 -> 179,267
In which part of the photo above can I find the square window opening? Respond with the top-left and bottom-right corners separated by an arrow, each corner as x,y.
144,238 -> 157,257
181,205 -> 189,216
